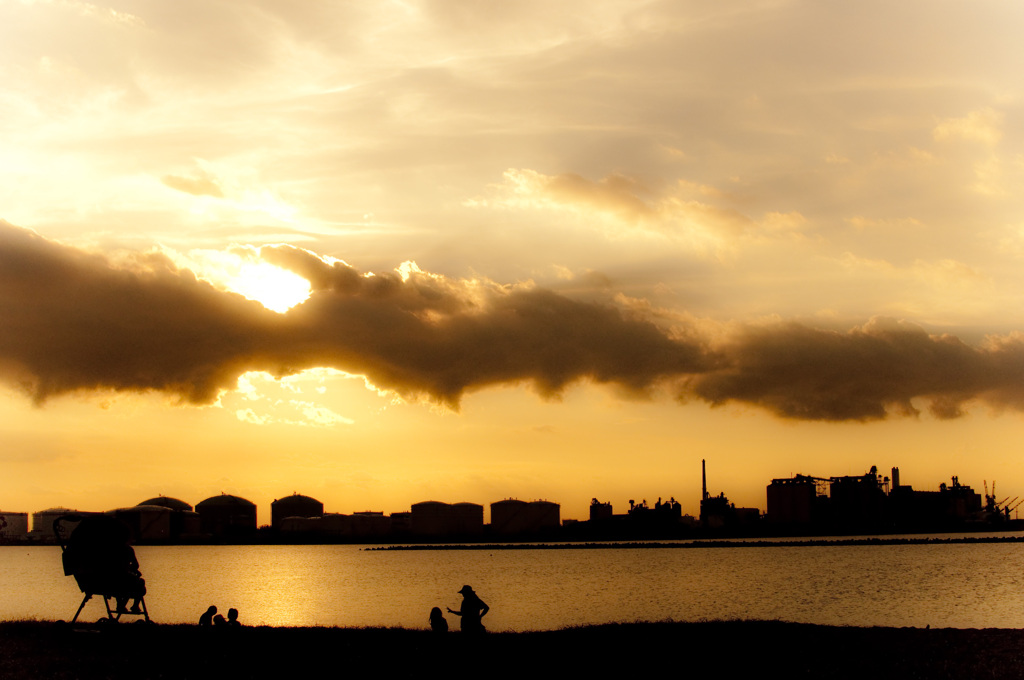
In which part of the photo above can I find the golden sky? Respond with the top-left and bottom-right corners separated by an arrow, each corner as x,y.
2,0 -> 1024,523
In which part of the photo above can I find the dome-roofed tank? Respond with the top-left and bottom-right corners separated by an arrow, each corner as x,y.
137,496 -> 193,512
196,494 -> 257,537
271,493 -> 323,529
134,497 -> 201,540
110,505 -> 172,541
490,498 -> 560,535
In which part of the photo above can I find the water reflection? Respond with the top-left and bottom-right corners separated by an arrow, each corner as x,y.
5,540 -> 1024,630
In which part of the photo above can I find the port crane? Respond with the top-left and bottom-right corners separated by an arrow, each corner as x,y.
981,480 -> 1019,519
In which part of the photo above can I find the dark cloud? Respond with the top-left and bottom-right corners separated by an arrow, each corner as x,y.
0,222 -> 281,404
686,318 -> 1024,421
0,224 -> 705,407
3,222 -> 1024,421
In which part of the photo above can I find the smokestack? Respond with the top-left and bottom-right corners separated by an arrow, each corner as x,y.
702,459 -> 708,501
892,466 -> 900,489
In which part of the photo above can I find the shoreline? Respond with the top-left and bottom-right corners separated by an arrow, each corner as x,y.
2,619 -> 1023,679
369,534 -> 1024,549
7,532 -> 1024,549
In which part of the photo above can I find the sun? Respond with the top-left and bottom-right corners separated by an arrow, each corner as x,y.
227,261 -> 311,313
161,247 -> 312,313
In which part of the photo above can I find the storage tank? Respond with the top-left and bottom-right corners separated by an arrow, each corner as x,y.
411,501 -> 452,536
491,499 -> 559,534
271,493 -> 324,529
196,494 -> 257,537
110,505 -> 172,541
0,512 -> 29,540
31,507 -> 81,540
137,497 -> 201,540
528,500 -> 560,531
452,502 -> 484,535
490,499 -> 529,534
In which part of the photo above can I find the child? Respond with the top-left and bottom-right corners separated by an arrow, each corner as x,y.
429,606 -> 448,633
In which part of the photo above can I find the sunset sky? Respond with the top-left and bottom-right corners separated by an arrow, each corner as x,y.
3,0 -> 1024,524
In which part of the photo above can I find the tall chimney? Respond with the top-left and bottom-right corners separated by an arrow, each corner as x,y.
702,459 -> 708,500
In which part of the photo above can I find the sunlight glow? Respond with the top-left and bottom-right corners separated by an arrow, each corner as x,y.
228,261 -> 311,312
162,247 -> 312,312
229,370 -> 359,427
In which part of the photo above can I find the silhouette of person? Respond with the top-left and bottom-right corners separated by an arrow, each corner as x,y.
429,606 -> 448,633
113,542 -> 146,614
227,608 -> 241,627
200,605 -> 217,625
213,614 -> 226,626
447,585 -> 489,634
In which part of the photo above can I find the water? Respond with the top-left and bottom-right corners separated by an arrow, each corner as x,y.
3,538 -> 1023,631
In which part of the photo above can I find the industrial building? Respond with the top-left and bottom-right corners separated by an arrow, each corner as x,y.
271,493 -> 324,529
589,499 -> 613,522
766,475 -> 826,525
767,465 -> 986,532
279,511 -> 392,538
0,511 -> 28,540
410,501 -> 483,537
490,499 -> 561,535
196,494 -> 257,537
700,460 -> 760,530
887,469 -> 983,527
30,507 -> 80,539
110,505 -> 172,541
136,496 -> 202,540
829,466 -> 889,527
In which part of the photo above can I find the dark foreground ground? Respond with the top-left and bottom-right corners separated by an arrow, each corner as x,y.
2,620 -> 1023,679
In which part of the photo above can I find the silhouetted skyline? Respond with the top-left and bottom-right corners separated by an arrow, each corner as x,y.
2,2 -> 1024,522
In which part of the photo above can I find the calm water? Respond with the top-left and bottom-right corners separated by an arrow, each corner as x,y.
4,537 -> 1024,631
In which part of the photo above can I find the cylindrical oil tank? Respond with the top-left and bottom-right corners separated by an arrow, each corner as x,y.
196,494 -> 257,537
271,493 -> 324,528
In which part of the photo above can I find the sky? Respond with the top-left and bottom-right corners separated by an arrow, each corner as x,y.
2,0 -> 1024,524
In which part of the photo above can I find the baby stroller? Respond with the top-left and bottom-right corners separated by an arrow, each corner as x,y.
54,513 -> 150,623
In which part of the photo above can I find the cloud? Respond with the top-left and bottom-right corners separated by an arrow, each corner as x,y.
473,169 -> 786,255
0,222 -> 281,404
687,318 -> 1024,421
4,222 -> 1024,422
0,223 -> 706,407
161,173 -> 224,198
933,108 -> 1003,147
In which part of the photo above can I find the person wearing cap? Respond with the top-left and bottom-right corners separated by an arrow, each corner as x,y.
447,585 -> 489,633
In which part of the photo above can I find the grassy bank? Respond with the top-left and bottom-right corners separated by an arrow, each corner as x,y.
2,619 -> 1023,679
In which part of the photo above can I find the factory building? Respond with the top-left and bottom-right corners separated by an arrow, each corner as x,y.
196,494 -> 257,537
829,466 -> 888,527
766,475 -> 827,524
766,465 -> 986,532
0,512 -> 29,540
700,460 -> 760,530
490,499 -> 561,535
271,493 -> 324,529
589,499 -> 613,521
887,469 -> 983,527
